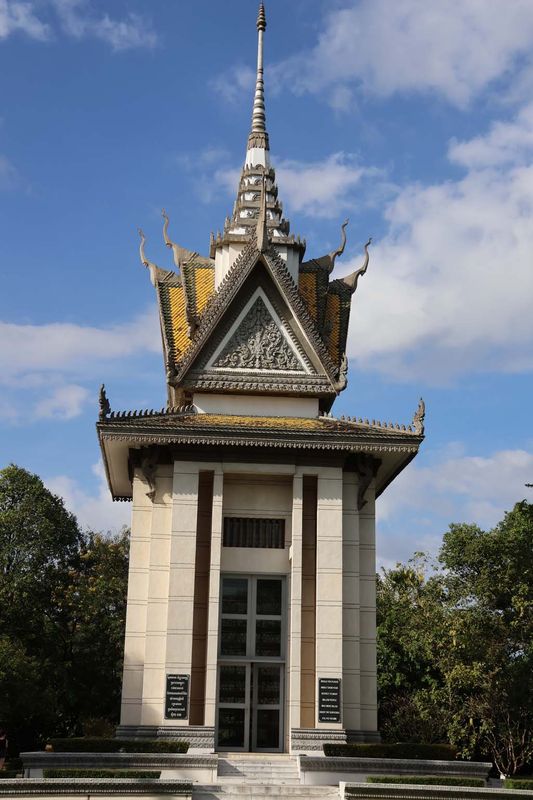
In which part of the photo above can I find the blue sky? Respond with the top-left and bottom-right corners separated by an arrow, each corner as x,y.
1,0 -> 532,567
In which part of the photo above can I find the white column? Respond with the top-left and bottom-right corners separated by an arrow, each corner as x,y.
315,467 -> 344,730
139,465 -> 175,726
120,470 -> 152,726
342,471 -> 361,731
157,461 -> 200,727
204,466 -> 224,728
289,472 -> 303,741
359,482 -> 378,732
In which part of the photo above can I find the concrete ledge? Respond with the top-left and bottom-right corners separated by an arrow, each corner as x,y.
0,778 -> 192,797
299,757 -> 492,787
21,753 -> 218,783
116,726 -> 214,750
341,782 -> 533,799
291,729 -> 380,752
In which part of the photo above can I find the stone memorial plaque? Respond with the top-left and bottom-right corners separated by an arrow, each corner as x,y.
318,677 -> 341,723
165,674 -> 189,720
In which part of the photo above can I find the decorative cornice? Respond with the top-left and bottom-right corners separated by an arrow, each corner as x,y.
98,415 -> 423,455
106,403 -> 196,421
182,376 -> 332,394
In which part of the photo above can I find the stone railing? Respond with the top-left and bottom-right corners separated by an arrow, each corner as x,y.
21,752 -> 217,783
0,778 -> 192,798
342,782 -> 533,799
298,756 -> 492,786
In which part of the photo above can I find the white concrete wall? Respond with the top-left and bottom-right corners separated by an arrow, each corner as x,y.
193,393 -> 318,419
342,472 -> 361,731
359,483 -> 378,732
120,466 -> 173,727
203,465 -> 224,728
121,457 -> 378,739
315,467 -> 344,731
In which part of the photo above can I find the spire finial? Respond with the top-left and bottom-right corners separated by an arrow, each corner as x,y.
248,3 -> 269,151
257,2 -> 266,32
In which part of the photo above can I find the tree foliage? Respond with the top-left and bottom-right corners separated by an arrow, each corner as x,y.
377,501 -> 533,776
0,465 -> 129,754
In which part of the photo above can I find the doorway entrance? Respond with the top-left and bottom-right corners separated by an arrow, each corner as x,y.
216,575 -> 285,751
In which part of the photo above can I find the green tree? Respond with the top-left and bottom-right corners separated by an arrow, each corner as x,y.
0,464 -> 129,752
440,501 -> 533,775
377,501 -> 533,776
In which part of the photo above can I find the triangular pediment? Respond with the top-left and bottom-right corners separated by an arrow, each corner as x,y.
174,241 -> 340,397
207,290 -> 309,374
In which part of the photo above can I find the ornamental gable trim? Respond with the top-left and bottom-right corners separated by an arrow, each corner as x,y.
173,238 -> 340,397
207,288 -> 310,374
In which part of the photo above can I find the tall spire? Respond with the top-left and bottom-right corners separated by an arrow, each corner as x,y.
247,3 -> 269,153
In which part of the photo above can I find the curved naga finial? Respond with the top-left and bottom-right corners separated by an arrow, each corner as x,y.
330,219 -> 349,269
412,397 -> 426,436
342,237 -> 372,293
313,219 -> 349,271
138,228 -> 159,287
162,209 -> 212,269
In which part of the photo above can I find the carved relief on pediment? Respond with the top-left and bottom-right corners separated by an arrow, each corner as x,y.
212,296 -> 304,372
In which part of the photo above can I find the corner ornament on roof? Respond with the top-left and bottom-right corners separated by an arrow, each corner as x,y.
99,384 -> 111,421
412,397 -> 426,436
341,236 -> 372,293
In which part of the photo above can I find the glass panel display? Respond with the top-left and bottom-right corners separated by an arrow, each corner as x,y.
221,578 -> 248,615
219,666 -> 246,704
256,709 -> 279,749
256,579 -> 282,616
257,666 -> 280,705
218,708 -> 245,748
255,619 -> 281,657
220,618 -> 247,656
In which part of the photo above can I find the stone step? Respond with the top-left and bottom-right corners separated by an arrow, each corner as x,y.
193,786 -> 338,800
217,758 -> 300,781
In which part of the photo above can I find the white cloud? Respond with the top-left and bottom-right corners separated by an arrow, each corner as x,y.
347,103 -> 533,380
46,461 -> 130,533
0,0 -> 50,40
377,446 -> 533,568
51,0 -> 157,51
211,64 -> 255,104
0,307 -> 160,382
273,0 -> 533,108
275,154 -> 381,219
35,383 -> 89,420
0,0 -> 156,49
449,103 -> 533,168
0,307 -> 162,426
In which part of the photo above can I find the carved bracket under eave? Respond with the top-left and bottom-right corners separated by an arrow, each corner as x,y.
354,453 -> 381,510
140,449 -> 160,501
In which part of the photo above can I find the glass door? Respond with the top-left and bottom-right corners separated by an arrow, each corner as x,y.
252,663 -> 283,751
216,575 -> 285,752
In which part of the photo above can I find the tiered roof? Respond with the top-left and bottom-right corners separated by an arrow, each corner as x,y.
137,3 -> 373,404
98,4 -> 425,501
